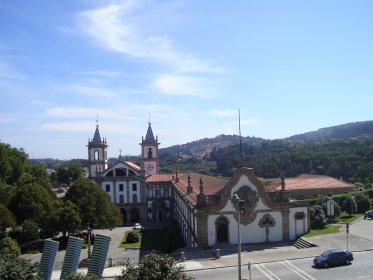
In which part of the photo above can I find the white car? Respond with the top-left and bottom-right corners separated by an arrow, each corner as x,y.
133,223 -> 143,230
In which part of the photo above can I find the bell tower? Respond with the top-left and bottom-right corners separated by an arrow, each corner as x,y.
87,121 -> 108,178
140,122 -> 160,176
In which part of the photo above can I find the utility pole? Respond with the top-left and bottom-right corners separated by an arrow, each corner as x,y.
234,194 -> 245,280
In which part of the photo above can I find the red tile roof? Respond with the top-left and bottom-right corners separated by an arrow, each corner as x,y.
275,174 -> 354,191
146,172 -> 228,205
125,161 -> 141,171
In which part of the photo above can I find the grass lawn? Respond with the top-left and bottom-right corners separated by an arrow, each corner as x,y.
119,229 -> 162,249
303,224 -> 342,237
336,212 -> 364,224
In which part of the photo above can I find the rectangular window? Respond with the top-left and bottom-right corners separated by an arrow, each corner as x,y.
132,183 -> 137,191
119,184 -> 124,192
105,184 -> 110,192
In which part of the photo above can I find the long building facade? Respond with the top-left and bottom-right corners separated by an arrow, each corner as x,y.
87,123 -> 309,247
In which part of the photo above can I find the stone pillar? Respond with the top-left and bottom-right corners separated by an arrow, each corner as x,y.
196,213 -> 209,246
281,208 -> 290,241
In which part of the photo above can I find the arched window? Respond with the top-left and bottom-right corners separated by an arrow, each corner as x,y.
119,194 -> 124,204
94,150 -> 99,160
133,194 -> 138,203
147,147 -> 153,159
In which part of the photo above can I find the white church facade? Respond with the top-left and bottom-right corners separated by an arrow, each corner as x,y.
87,122 -> 309,247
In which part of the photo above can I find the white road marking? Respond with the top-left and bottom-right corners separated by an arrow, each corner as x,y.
282,261 -> 316,280
256,263 -> 282,280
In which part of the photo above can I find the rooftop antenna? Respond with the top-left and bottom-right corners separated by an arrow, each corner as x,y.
239,108 -> 244,167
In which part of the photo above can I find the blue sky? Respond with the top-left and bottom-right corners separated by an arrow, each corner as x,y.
1,0 -> 372,160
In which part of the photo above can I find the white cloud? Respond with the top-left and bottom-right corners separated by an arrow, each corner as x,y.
66,83 -> 118,97
152,73 -> 214,97
77,2 -> 222,74
80,70 -> 124,77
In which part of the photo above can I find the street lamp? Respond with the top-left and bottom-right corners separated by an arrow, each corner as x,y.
234,194 -> 245,280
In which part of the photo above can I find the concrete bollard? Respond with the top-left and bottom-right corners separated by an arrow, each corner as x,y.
215,248 -> 221,259
180,251 -> 185,262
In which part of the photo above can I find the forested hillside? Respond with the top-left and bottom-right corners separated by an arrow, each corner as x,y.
159,121 -> 373,185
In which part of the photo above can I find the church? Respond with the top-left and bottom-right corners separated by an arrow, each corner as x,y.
87,122 -> 309,247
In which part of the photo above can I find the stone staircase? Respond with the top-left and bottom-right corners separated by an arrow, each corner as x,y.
293,238 -> 316,249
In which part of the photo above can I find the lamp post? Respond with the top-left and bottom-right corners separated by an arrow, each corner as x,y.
234,194 -> 245,280
87,222 -> 92,259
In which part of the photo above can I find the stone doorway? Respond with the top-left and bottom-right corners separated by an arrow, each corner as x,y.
216,216 -> 229,243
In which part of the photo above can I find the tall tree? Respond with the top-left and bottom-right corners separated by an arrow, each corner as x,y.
9,184 -> 55,225
64,178 -> 122,230
42,200 -> 81,238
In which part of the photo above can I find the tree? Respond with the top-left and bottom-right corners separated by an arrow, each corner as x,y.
56,163 -> 85,185
9,183 -> 55,225
0,254 -> 40,280
344,196 -> 358,216
41,200 -> 81,238
309,205 -> 327,229
0,203 -> 16,237
354,194 -> 371,213
19,220 -> 39,243
0,143 -> 30,186
120,253 -> 193,280
64,177 -> 122,230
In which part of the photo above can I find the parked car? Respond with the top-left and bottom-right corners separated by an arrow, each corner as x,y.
364,210 -> 373,219
313,248 -> 353,268
133,223 -> 143,230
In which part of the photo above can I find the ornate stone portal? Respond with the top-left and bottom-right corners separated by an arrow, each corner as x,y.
231,186 -> 259,225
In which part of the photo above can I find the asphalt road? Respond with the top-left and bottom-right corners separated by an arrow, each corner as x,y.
188,250 -> 373,280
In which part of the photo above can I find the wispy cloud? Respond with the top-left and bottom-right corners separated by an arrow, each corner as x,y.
66,83 -> 118,97
152,73 -> 214,97
80,70 -> 124,77
77,2 -> 223,74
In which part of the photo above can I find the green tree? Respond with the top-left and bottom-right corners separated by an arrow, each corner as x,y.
0,143 -> 30,186
42,200 -> 81,238
0,254 -> 40,280
344,196 -> 358,216
0,203 -> 16,237
56,163 -> 85,185
354,194 -> 370,213
120,253 -> 193,280
9,184 -> 55,225
0,237 -> 20,256
309,205 -> 327,229
64,177 -> 122,230
19,220 -> 39,243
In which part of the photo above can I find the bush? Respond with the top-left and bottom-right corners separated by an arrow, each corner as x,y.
0,254 -> 40,280
354,194 -> 371,213
126,231 -> 140,243
309,205 -> 327,229
0,237 -> 20,256
121,252 -> 193,280
64,273 -> 99,280
344,196 -> 358,216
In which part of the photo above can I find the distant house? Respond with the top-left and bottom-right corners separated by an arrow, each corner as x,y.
271,174 -> 355,199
